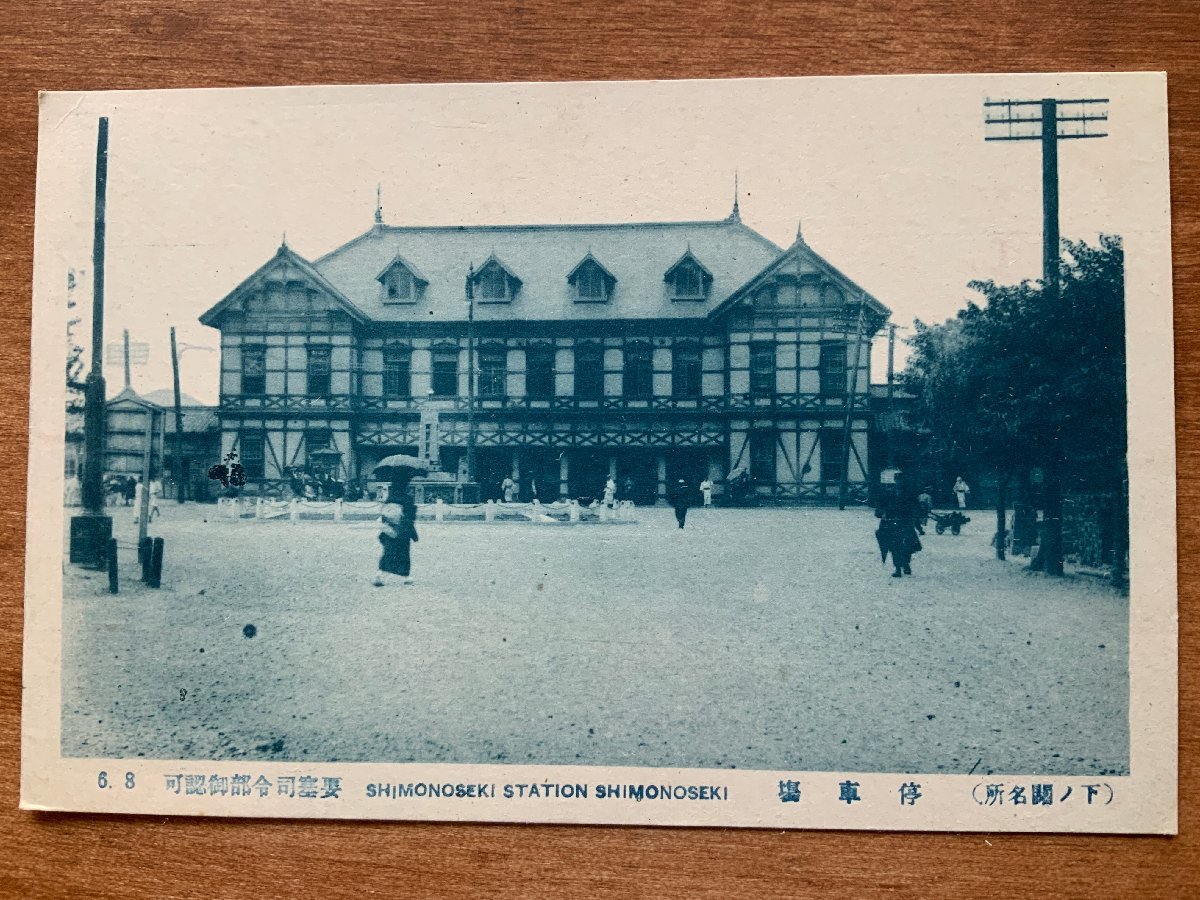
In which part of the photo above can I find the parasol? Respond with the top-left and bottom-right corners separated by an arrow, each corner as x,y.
373,454 -> 429,482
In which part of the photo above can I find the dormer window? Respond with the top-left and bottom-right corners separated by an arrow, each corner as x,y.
470,255 -> 522,304
664,250 -> 713,302
567,253 -> 617,303
375,252 -> 428,305
386,271 -> 412,301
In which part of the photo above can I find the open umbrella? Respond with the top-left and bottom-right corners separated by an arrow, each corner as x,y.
373,454 -> 429,482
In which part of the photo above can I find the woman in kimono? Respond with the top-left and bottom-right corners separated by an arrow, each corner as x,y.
374,484 -> 418,587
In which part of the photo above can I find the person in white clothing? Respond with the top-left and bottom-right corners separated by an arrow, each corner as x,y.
603,476 -> 616,509
953,476 -> 971,509
699,478 -> 713,507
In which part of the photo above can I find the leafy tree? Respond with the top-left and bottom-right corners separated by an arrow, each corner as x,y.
903,236 -> 1126,573
66,268 -> 86,421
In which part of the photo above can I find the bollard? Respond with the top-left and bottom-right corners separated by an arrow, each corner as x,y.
149,537 -> 164,588
485,499 -> 495,522
139,537 -> 153,582
255,497 -> 263,519
334,498 -> 344,522
435,498 -> 445,522
289,499 -> 299,524
569,500 -> 580,523
107,538 -> 119,594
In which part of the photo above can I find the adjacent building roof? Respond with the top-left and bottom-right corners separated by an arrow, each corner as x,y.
105,387 -> 219,432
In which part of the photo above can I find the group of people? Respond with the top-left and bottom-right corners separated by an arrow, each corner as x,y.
875,473 -> 970,577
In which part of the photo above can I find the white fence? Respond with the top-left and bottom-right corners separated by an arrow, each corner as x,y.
215,497 -> 638,525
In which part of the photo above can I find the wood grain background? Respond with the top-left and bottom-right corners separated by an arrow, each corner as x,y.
1,2 -> 1196,896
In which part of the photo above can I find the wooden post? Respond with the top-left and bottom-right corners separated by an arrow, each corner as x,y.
137,408 -> 154,547
149,537 -> 164,588
107,538 -> 119,593
170,326 -> 187,502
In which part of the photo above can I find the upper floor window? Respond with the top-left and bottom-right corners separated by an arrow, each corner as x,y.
821,282 -> 846,306
672,343 -> 702,399
568,254 -> 616,302
306,345 -> 331,396
386,271 -> 413,301
383,346 -> 411,398
478,346 -> 507,398
819,342 -> 848,396
623,342 -> 653,399
526,346 -> 556,401
376,253 -> 427,304
574,343 -> 604,400
753,285 -> 777,309
471,256 -> 521,303
749,342 -> 776,396
242,344 -> 266,396
431,347 -> 458,398
665,251 -> 712,301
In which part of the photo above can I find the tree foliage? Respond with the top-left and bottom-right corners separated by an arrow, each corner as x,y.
903,235 -> 1126,485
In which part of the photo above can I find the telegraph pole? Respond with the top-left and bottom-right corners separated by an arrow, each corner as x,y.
170,327 -> 186,502
838,299 -> 868,510
69,117 -> 112,568
885,322 -> 897,469
123,328 -> 131,389
465,264 -> 477,485
984,96 -> 1109,575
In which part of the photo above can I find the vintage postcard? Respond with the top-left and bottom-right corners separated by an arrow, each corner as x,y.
22,74 -> 1176,832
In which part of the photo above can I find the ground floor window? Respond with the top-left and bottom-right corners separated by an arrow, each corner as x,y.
239,432 -> 265,480
820,429 -> 845,483
749,430 -> 776,482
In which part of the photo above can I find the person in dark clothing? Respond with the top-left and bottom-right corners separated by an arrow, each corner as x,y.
875,475 -> 923,577
374,485 -> 419,587
668,478 -> 691,529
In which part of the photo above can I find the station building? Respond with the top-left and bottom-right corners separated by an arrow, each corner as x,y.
198,196 -> 891,504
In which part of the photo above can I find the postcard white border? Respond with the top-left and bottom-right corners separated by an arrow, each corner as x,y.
21,73 -> 1177,832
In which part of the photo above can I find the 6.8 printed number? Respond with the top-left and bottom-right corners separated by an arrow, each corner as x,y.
97,771 -> 135,790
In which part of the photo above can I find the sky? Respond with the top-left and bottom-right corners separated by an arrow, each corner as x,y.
34,74 -> 1162,404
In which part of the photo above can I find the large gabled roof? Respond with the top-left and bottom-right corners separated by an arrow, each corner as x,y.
709,235 -> 890,321
199,243 -> 369,327
309,217 -> 784,323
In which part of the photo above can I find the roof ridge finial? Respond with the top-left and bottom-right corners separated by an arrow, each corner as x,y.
374,183 -> 383,225
795,218 -> 805,244
281,230 -> 287,249
729,170 -> 741,222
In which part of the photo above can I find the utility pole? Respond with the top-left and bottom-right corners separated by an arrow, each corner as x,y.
885,322 -> 897,469
123,328 -> 131,389
69,117 -> 112,568
984,96 -> 1109,576
838,299 -> 868,510
170,327 -> 186,502
465,264 -> 476,485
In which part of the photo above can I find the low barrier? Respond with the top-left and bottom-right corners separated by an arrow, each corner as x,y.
215,497 -> 638,525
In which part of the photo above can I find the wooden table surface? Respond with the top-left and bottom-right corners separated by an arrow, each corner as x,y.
1,2 -> 1196,897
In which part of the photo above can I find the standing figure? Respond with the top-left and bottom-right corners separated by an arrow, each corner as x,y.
149,477 -> 162,521
621,475 -> 635,502
916,486 -> 933,533
699,477 -> 714,508
122,475 -> 136,507
501,475 -> 516,503
603,476 -> 616,509
875,475 -> 923,577
954,476 -> 971,509
374,486 -> 418,587
668,478 -> 691,529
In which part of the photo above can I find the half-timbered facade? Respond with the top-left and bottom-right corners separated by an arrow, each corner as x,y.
199,200 -> 890,504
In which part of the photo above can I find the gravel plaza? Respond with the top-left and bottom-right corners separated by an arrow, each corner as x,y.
60,503 -> 1129,776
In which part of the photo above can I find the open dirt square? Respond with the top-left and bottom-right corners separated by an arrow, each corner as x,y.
60,504 -> 1128,776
